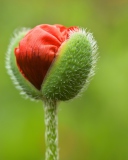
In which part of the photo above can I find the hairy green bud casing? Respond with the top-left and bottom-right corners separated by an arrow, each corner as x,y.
42,29 -> 97,101
6,24 -> 98,101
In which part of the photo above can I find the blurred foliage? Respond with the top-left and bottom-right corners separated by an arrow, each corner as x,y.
0,0 -> 128,160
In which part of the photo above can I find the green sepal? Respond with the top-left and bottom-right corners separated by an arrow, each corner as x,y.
6,28 -> 42,100
41,29 -> 97,101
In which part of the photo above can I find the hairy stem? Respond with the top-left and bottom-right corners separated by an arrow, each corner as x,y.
43,100 -> 59,160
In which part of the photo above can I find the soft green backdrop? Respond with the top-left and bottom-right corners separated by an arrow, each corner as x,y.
0,0 -> 128,160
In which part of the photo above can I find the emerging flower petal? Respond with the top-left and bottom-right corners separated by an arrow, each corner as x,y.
15,24 -> 77,90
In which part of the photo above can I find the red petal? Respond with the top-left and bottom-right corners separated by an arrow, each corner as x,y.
15,24 -> 78,90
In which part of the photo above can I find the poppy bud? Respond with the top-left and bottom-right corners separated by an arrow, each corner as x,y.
6,24 -> 98,101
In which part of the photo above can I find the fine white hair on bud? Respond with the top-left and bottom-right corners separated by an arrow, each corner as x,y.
74,28 -> 98,92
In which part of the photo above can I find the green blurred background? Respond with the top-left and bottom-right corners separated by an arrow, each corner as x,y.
0,0 -> 128,159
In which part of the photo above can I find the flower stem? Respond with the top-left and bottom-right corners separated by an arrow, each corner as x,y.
43,100 -> 59,160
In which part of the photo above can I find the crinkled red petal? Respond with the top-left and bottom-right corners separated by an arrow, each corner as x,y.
15,24 -> 78,90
